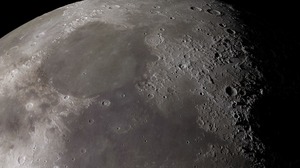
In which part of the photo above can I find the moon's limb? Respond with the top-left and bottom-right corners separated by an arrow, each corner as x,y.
0,0 -> 268,167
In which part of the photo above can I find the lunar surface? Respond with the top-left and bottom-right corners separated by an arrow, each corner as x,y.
1,0 -> 299,167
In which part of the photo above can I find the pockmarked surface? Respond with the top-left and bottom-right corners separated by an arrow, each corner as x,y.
0,0 -> 276,167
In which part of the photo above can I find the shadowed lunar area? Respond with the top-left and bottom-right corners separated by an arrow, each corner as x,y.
0,0 -> 299,168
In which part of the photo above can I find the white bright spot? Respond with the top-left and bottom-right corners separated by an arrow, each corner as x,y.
25,102 -> 34,111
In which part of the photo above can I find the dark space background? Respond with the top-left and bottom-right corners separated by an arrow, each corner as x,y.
0,0 -> 299,167
224,1 -> 300,168
0,0 -> 80,38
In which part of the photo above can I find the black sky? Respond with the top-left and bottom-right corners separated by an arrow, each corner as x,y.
0,0 -> 80,38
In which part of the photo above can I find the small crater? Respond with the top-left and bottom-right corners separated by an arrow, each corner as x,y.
169,16 -> 175,20
149,10 -> 161,15
190,6 -> 196,10
219,23 -> 226,28
147,93 -> 154,99
25,102 -> 34,111
72,157 -> 76,161
214,52 -> 221,59
225,86 -> 237,96
88,119 -> 94,125
145,34 -> 164,47
159,28 -> 165,31
35,32 -> 45,39
153,5 -> 160,9
101,99 -> 111,106
226,28 -> 236,35
190,6 -> 202,11
80,148 -> 87,154
194,48 -> 199,52
231,101 -> 237,108
186,140 -> 190,144
18,156 -> 26,165
179,63 -> 188,69
206,9 -> 222,16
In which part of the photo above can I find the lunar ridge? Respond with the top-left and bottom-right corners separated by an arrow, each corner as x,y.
0,0 -> 296,167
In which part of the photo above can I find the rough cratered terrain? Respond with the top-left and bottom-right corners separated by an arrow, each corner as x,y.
1,0 -> 298,167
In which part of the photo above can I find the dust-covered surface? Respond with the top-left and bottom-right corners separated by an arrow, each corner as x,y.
0,0 -> 298,168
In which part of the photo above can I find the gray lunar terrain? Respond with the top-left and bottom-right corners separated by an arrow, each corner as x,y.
1,0 -> 299,168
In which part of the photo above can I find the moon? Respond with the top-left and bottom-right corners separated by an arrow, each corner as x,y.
0,0 -> 293,167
